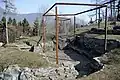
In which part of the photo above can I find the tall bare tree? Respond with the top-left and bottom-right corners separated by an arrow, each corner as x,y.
2,0 -> 16,43
36,5 -> 48,46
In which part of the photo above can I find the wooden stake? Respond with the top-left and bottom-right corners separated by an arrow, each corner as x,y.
55,6 -> 59,65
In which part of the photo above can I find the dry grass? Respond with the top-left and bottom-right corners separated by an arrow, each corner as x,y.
0,47 -> 49,71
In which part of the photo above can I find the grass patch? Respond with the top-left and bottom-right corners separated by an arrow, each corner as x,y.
0,47 -> 49,71
95,34 -> 120,40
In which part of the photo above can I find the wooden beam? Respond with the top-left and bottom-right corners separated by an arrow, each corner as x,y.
61,19 -> 71,21
42,16 -> 46,53
103,0 -> 117,5
43,2 -> 107,16
98,8 -> 101,28
104,7 -> 107,53
43,3 -> 56,16
96,5 -> 97,24
56,2 -> 106,6
74,16 -> 76,36
45,14 -> 75,16
55,6 -> 59,65
75,6 -> 104,15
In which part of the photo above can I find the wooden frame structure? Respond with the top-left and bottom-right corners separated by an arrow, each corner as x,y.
42,2 -> 108,65
58,17 -> 71,35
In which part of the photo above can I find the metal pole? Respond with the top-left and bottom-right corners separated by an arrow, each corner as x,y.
104,7 -> 107,53
98,8 -> 100,28
42,16 -> 46,53
55,6 -> 59,65
74,15 -> 76,36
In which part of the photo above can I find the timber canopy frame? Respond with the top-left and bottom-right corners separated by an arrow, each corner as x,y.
42,2 -> 108,65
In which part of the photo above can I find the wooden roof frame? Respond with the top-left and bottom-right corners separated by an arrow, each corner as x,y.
43,2 -> 107,16
42,2 -> 108,65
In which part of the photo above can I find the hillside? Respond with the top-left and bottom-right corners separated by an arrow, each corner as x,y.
0,7 -> 42,23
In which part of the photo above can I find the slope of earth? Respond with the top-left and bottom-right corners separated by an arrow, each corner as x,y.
79,48 -> 120,80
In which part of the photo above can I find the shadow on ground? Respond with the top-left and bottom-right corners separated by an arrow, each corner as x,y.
63,35 -> 120,78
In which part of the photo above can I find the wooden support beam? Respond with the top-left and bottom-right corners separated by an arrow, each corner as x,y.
56,2 -> 106,6
42,17 -> 46,53
75,6 -> 104,15
43,2 -> 107,16
74,16 -> 76,36
55,6 -> 59,65
45,14 -> 75,16
104,7 -> 107,53
60,19 -> 71,21
43,3 -> 56,16
98,8 -> 100,28
96,7 -> 97,23
103,0 -> 117,5
110,0 -> 113,18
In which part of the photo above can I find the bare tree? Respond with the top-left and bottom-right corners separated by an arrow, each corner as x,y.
36,5 -> 48,46
2,0 -> 16,43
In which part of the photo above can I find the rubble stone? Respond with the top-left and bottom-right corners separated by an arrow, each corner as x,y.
0,63 -> 78,80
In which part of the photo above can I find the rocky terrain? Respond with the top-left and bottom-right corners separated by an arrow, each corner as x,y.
0,34 -> 120,80
0,61 -> 78,80
63,36 -> 120,77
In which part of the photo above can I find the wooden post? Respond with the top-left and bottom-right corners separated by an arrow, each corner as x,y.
113,0 -> 116,26
104,7 -> 107,53
110,0 -> 113,18
96,0 -> 97,24
42,16 -> 46,53
55,6 -> 59,65
74,16 -> 76,36
70,19 -> 72,35
98,8 -> 100,28
118,0 -> 120,15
